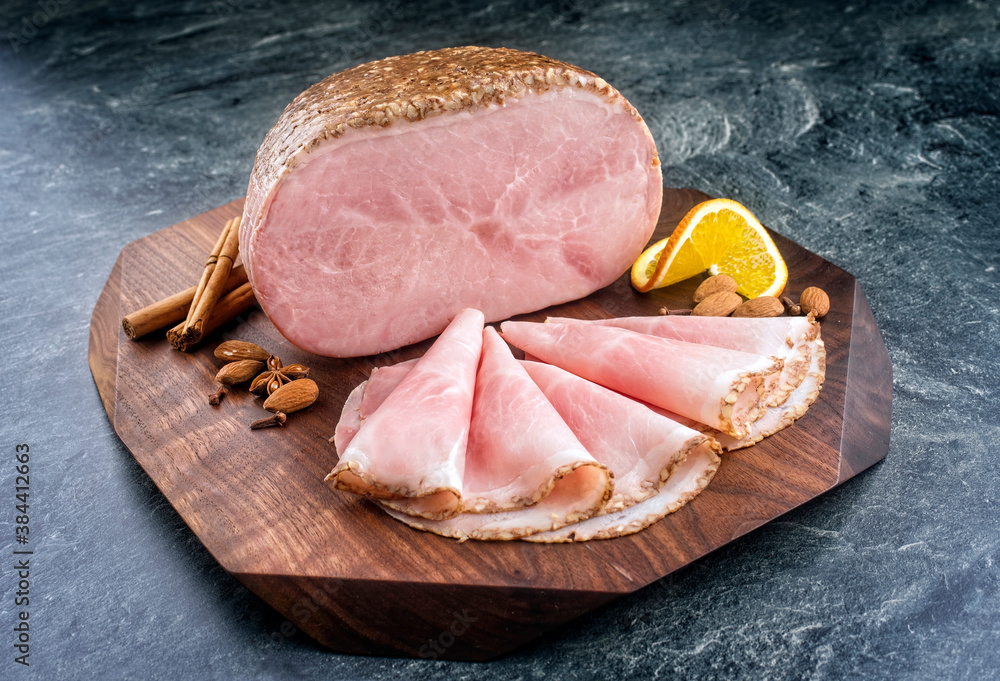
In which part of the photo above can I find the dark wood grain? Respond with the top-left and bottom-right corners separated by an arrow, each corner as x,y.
88,188 -> 892,660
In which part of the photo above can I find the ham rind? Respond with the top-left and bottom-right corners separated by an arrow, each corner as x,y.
520,360 -> 715,513
241,46 -> 662,358
324,309 -> 484,519
524,440 -> 722,542
461,328 -> 612,514
500,321 -> 782,439
381,465 -> 612,541
548,314 -> 820,407
703,337 -> 826,450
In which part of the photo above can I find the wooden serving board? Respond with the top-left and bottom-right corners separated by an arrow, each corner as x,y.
88,188 -> 892,660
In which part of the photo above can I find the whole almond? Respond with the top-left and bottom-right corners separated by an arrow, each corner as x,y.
799,287 -> 830,317
692,291 -> 743,317
732,296 -> 784,318
263,379 -> 318,414
215,340 -> 271,362
216,359 -> 265,385
693,274 -> 738,303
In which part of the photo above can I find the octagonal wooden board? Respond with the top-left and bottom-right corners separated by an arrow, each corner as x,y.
88,188 -> 891,661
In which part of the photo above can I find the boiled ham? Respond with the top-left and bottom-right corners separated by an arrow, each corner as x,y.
241,46 -> 662,357
381,470 -> 612,542
548,314 -> 820,407
697,336 -> 826,450
331,326 -> 613,539
328,312 -> 826,542
500,321 -> 783,439
325,309 -> 483,519
331,360 -> 416,455
461,328 -> 612,515
525,440 -> 721,542
520,360 -> 717,513
331,344 -> 721,542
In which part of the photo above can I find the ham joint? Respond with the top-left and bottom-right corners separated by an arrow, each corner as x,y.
240,46 -> 662,357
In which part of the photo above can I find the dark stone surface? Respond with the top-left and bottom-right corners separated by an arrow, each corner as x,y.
1,0 -> 997,678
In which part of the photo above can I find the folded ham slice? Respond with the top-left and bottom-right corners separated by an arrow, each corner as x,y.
548,314 -> 821,407
241,46 -> 662,357
695,336 -> 826,450
331,360 -> 416,455
324,309 -> 484,519
525,439 -> 721,542
520,360 -> 717,513
331,327 -> 613,539
381,471 -> 611,541
500,321 -> 782,439
461,328 -> 612,514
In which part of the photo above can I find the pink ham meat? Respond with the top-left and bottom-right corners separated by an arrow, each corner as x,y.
331,360 -> 416,456
240,46 -> 662,358
500,321 -> 783,439
381,328 -> 613,540
525,439 -> 722,542
686,337 -> 826,450
520,360 -> 718,513
337,357 -> 714,529
381,471 -> 611,542
325,309 -> 483,519
461,328 -> 611,514
548,314 -> 821,408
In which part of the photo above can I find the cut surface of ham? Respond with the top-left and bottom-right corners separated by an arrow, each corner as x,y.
461,328 -> 612,514
524,439 -> 721,542
325,309 -> 484,519
548,314 -> 820,407
520,360 -> 714,513
241,46 -> 662,357
500,321 -> 782,438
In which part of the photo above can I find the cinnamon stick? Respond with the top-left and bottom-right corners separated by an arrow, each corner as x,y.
168,282 -> 257,351
122,265 -> 248,340
180,217 -> 242,347
182,218 -> 234,328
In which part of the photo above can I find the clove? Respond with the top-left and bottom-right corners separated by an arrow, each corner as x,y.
250,412 -> 287,430
780,296 -> 801,315
658,307 -> 693,316
208,386 -> 226,406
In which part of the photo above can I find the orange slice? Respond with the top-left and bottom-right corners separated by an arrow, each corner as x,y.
631,198 -> 788,298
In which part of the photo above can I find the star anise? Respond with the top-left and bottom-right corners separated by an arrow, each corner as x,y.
249,355 -> 310,396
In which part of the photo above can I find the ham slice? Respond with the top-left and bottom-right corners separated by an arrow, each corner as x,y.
240,46 -> 662,357
324,309 -> 484,519
331,361 -> 416,455
331,327 -> 613,539
500,321 -> 782,439
694,336 -> 826,450
520,360 -> 717,513
548,314 -> 820,407
461,328 -> 612,514
525,439 -> 721,542
381,471 -> 612,541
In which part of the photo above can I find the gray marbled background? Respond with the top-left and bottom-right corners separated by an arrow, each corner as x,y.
1,0 -> 997,679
